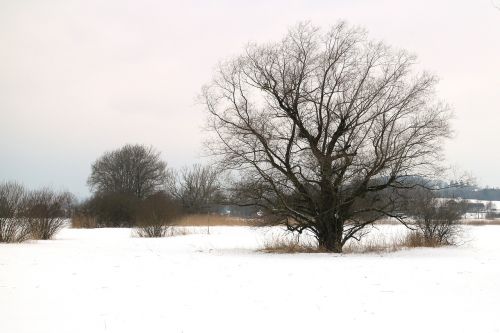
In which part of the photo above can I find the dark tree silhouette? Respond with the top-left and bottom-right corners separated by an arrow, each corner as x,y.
202,22 -> 451,252
88,144 -> 169,199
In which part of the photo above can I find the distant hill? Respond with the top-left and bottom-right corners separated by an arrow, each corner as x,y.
438,186 -> 500,201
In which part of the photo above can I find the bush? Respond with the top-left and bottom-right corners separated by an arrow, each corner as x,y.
0,182 -> 30,242
23,188 -> 73,240
135,192 -> 180,237
1,183 -> 73,241
416,202 -> 464,245
83,192 -> 140,227
405,189 -> 466,246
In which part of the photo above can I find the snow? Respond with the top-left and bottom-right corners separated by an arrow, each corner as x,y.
466,199 -> 500,208
1,226 -> 500,333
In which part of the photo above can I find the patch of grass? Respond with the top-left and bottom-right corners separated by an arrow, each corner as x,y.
260,236 -> 322,253
463,219 -> 500,226
260,229 -> 461,254
174,214 -> 252,227
343,236 -> 402,254
397,231 -> 441,248
71,215 -> 97,228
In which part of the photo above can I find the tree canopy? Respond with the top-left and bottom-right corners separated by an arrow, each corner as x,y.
88,144 -> 169,199
203,22 -> 451,252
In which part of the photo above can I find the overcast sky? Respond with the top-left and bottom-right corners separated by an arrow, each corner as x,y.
1,0 -> 499,197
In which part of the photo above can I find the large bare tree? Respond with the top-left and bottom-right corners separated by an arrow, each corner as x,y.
88,144 -> 169,199
202,22 -> 451,252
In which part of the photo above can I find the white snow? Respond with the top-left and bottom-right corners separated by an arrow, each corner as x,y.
1,226 -> 500,333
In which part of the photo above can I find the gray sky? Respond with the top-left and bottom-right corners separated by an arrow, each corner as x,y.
1,0 -> 499,197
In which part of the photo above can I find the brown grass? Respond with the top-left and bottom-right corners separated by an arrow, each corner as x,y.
343,236 -> 402,253
260,236 -> 323,253
398,231 -> 441,248
346,231 -> 456,252
462,219 -> 500,226
376,218 -> 500,226
71,215 -> 97,228
261,231 -> 455,254
174,214 -> 252,227
71,213 -> 254,228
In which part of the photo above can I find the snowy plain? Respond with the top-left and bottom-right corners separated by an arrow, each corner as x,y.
1,225 -> 499,333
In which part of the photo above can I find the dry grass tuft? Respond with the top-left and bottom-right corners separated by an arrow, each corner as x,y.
174,214 -> 252,227
463,219 -> 500,226
260,236 -> 322,253
343,236 -> 402,254
400,231 -> 441,247
71,215 -> 97,228
260,229 -> 460,254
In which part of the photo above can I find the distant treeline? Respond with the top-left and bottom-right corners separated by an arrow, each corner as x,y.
438,185 -> 500,201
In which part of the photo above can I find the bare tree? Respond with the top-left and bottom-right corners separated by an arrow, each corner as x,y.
88,144 -> 169,199
168,164 -> 223,213
202,22 -> 451,252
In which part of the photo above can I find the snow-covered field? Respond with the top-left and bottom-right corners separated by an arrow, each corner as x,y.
1,226 -> 500,333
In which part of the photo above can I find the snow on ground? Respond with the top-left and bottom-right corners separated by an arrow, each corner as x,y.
1,226 -> 500,333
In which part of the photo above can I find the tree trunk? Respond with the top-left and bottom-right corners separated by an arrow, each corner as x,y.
316,172 -> 344,252
316,217 -> 344,253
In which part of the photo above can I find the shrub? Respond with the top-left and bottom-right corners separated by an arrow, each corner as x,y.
135,192 -> 181,237
412,200 -> 465,246
1,183 -> 74,241
84,192 -> 140,227
23,188 -> 73,240
0,182 -> 30,242
404,189 -> 466,246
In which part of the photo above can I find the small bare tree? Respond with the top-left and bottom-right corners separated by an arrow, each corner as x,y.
135,191 -> 181,237
88,144 -> 169,199
203,22 -> 451,252
405,189 -> 467,245
168,164 -> 223,214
